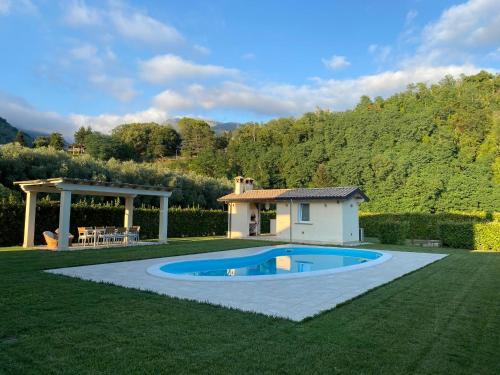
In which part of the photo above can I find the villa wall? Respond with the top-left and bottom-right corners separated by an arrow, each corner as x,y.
228,202 -> 251,238
275,198 -> 360,244
341,198 -> 360,243
228,198 -> 362,244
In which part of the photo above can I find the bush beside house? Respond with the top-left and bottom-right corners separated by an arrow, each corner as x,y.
361,212 -> 499,250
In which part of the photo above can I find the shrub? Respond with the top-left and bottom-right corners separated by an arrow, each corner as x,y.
474,222 -> 500,251
0,203 -> 228,247
378,221 -> 409,244
439,222 -> 474,249
360,211 -> 497,241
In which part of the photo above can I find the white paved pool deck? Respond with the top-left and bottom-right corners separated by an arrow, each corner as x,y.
47,245 -> 447,321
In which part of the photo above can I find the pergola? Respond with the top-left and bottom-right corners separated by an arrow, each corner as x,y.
14,178 -> 173,250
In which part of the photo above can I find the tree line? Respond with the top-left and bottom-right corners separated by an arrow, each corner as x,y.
2,71 -> 499,212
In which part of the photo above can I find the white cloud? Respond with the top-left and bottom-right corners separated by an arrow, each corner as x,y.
0,0 -> 10,14
62,1 -> 184,45
487,47 -> 500,60
151,64 -> 486,116
0,91 -> 166,137
69,107 -> 169,133
242,52 -> 255,60
0,91 -> 75,138
63,0 -> 101,26
110,8 -> 183,45
88,74 -> 136,102
194,44 -> 211,55
0,0 -> 36,15
139,54 -> 239,83
153,90 -> 194,111
368,44 -> 392,64
65,43 -> 135,101
415,0 -> 500,64
405,9 -> 418,25
322,55 -> 350,70
68,43 -> 102,67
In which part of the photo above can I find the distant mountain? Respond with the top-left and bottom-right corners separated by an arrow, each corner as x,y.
164,118 -> 242,133
0,117 -> 34,145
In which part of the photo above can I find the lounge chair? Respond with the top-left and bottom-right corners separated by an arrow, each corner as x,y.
43,231 -> 58,250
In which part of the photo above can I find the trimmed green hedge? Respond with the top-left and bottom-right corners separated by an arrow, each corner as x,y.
378,221 -> 409,245
360,211 -> 495,240
473,222 -> 500,251
0,203 -> 228,246
361,212 -> 499,250
438,222 -> 475,249
1,203 -> 497,250
438,222 -> 500,250
0,203 -> 278,247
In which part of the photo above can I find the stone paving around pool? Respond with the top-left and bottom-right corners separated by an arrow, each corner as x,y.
46,245 -> 447,321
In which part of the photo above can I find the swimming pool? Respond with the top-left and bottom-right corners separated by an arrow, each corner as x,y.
147,245 -> 392,281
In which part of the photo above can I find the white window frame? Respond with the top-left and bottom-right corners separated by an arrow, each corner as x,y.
298,203 -> 311,223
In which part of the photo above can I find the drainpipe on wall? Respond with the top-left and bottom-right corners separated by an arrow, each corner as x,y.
228,202 -> 232,239
289,199 -> 293,243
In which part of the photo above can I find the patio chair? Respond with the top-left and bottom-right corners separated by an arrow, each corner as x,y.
127,226 -> 141,244
42,231 -> 58,250
77,227 -> 94,247
104,226 -> 116,245
114,227 -> 127,244
95,227 -> 107,247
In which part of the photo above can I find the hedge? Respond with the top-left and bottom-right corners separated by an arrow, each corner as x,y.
0,203 -> 277,247
1,203 -> 497,250
0,203 -> 228,246
473,222 -> 500,251
359,211 -> 496,240
378,221 -> 409,245
438,222 -> 475,249
360,211 -> 499,250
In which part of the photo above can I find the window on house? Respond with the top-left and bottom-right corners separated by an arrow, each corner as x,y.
298,203 -> 310,222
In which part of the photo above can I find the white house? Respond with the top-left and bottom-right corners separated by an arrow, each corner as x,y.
218,177 -> 368,245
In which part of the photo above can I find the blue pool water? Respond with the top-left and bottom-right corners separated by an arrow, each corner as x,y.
159,247 -> 383,277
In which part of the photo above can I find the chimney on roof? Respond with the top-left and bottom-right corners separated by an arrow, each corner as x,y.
234,176 -> 245,195
244,177 -> 254,192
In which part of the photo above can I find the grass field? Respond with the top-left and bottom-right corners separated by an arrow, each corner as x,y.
1,238 -> 499,374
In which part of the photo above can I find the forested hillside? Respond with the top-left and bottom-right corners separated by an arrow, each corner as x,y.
0,145 -> 231,208
225,72 -> 500,212
0,117 -> 33,145
0,71 -> 498,212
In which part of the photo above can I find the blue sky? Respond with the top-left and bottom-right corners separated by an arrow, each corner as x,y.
0,0 -> 499,138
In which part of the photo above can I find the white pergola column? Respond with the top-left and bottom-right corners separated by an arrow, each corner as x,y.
124,196 -> 135,229
23,191 -> 37,248
159,195 -> 169,243
57,190 -> 72,250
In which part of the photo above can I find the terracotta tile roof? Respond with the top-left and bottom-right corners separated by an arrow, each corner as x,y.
218,189 -> 291,202
218,187 -> 368,202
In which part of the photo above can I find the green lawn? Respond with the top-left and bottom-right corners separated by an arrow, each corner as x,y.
1,239 -> 499,375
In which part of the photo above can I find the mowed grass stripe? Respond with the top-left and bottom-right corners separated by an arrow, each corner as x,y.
1,239 -> 499,374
